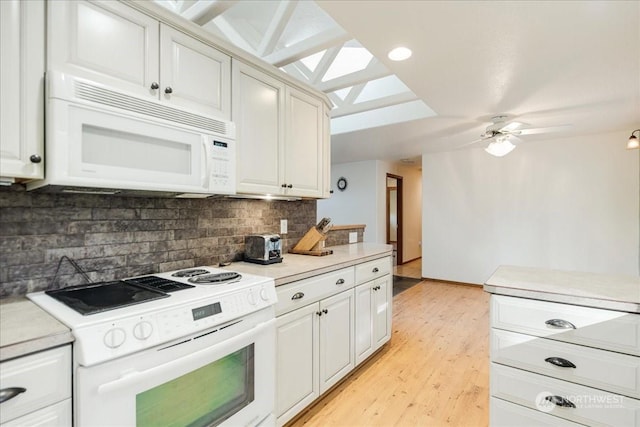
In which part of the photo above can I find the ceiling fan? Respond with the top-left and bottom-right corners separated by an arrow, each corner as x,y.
471,115 -> 570,157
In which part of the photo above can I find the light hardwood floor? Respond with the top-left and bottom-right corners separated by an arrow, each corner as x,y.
288,280 -> 490,427
394,258 -> 422,279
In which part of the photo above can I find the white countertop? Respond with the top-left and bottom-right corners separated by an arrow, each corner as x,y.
225,242 -> 393,286
0,297 -> 73,362
484,265 -> 640,313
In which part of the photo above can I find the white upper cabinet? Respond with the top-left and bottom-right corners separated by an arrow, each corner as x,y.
233,60 -> 285,195
233,60 -> 328,198
0,0 -> 45,183
48,0 -> 230,120
284,86 -> 324,198
159,25 -> 230,118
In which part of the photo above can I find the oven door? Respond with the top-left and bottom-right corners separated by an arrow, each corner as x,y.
76,311 -> 275,427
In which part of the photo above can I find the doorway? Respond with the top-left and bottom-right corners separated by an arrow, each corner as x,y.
386,174 -> 403,266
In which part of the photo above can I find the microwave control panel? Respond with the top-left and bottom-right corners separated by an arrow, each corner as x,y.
208,137 -> 236,194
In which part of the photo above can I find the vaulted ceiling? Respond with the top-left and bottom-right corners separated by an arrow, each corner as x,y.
156,1 -> 640,164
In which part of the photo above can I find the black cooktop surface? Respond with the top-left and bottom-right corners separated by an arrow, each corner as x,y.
124,275 -> 195,292
46,281 -> 170,315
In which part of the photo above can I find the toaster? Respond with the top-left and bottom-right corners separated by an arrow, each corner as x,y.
244,234 -> 283,265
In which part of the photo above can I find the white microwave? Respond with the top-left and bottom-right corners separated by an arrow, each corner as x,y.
27,71 -> 236,197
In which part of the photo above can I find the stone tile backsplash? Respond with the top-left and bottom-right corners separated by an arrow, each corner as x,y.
0,191 -> 316,298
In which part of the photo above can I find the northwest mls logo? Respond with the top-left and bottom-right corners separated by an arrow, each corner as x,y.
535,391 -> 556,413
535,391 -> 624,411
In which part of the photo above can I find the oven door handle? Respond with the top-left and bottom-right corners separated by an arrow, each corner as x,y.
97,318 -> 275,395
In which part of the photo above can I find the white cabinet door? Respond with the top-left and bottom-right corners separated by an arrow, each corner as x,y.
48,0 -> 160,98
319,290 -> 354,394
373,275 -> 392,348
0,0 -> 45,182
355,275 -> 392,366
354,282 -> 374,365
276,303 -> 319,426
160,25 -> 230,119
285,86 -> 323,198
321,103 -> 332,198
232,60 -> 285,195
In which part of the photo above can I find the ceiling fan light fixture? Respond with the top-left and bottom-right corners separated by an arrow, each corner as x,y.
388,46 -> 412,61
627,130 -> 640,150
485,138 -> 516,157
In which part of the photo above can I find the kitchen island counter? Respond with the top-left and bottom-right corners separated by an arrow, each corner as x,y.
225,242 -> 393,286
0,297 -> 73,362
484,265 -> 640,313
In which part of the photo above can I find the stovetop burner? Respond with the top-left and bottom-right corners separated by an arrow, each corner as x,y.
188,272 -> 242,284
171,268 -> 209,278
124,275 -> 195,292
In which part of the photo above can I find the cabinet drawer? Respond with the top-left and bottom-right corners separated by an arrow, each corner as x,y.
491,363 -> 640,426
0,346 -> 71,424
491,295 -> 640,356
491,397 -> 585,427
355,257 -> 391,285
2,399 -> 71,427
275,267 -> 355,316
492,329 -> 640,399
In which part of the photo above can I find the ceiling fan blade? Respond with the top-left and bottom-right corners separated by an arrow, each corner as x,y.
459,137 -> 490,148
517,124 -> 572,135
497,121 -> 526,132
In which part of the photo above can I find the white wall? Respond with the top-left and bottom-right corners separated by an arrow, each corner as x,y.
318,160 -> 398,244
317,161 -> 379,242
422,130 -> 640,284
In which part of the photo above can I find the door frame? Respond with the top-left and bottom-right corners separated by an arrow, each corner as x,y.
386,173 -> 403,265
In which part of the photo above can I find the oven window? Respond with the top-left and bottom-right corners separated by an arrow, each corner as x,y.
136,344 -> 255,427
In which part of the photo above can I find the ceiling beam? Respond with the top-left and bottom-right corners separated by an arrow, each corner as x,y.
343,82 -> 366,105
317,61 -> 390,93
182,0 -> 239,26
310,45 -> 341,84
264,27 -> 351,68
331,92 -> 418,118
257,0 -> 298,57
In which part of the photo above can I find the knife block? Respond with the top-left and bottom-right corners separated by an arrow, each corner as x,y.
290,227 -> 333,256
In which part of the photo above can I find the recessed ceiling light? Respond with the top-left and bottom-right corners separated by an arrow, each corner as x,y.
388,47 -> 412,61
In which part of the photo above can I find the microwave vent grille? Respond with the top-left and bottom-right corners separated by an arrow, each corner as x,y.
74,81 -> 229,136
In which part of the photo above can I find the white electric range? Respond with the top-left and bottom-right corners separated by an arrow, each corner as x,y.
28,266 -> 278,427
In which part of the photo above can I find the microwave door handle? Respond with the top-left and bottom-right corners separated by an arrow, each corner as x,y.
202,136 -> 213,188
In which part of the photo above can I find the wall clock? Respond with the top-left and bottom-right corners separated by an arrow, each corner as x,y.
337,177 -> 348,191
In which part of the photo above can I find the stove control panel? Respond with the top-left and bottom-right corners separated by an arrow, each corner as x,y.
73,282 -> 277,367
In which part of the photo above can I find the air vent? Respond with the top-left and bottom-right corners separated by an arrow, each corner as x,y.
74,81 -> 229,136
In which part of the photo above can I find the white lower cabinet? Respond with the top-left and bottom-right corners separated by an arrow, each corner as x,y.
355,274 -> 392,365
275,256 -> 392,426
276,288 -> 354,426
489,295 -> 640,426
0,345 -> 72,426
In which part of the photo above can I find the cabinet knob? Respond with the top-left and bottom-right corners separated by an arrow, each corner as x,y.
545,319 -> 576,329
336,278 -> 345,285
150,82 -> 159,90
372,267 -> 379,273
287,184 -> 293,188
291,292 -> 304,300
316,311 -> 323,316
29,154 -> 42,163
0,387 -> 26,404
322,308 -> 328,314
281,183 -> 287,188
164,86 -> 173,94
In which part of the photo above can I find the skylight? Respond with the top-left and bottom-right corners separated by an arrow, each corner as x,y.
322,45 -> 373,82
154,0 -> 436,136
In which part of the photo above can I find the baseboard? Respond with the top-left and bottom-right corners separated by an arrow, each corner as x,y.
421,277 -> 482,288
